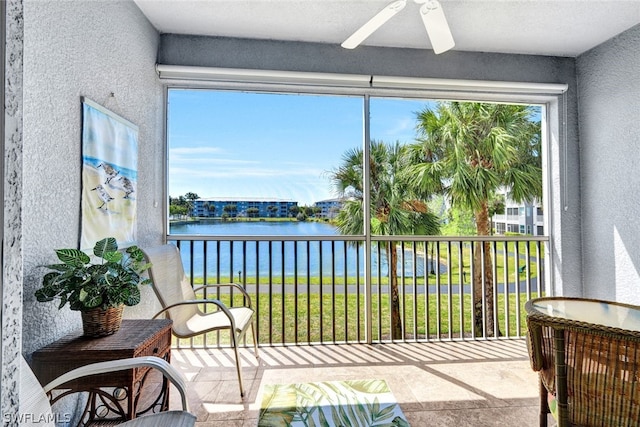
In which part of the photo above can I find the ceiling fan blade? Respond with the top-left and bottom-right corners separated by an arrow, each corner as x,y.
342,0 -> 407,49
419,0 -> 455,54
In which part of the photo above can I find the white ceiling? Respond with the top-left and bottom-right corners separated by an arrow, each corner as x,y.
134,0 -> 640,57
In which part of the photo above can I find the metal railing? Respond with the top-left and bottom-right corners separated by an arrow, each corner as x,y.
167,234 -> 547,348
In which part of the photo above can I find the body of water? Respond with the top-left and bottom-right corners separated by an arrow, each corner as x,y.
170,220 -> 441,279
170,219 -> 338,236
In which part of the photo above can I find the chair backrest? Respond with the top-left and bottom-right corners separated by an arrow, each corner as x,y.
142,244 -> 200,335
527,299 -> 640,426
20,356 -> 56,427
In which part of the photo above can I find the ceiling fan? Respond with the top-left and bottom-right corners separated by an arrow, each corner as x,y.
341,0 -> 455,54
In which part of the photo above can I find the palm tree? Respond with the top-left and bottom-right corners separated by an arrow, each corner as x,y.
207,203 -> 217,217
267,205 -> 279,218
289,205 -> 300,217
409,101 -> 542,337
184,192 -> 200,217
223,204 -> 238,217
331,141 -> 441,340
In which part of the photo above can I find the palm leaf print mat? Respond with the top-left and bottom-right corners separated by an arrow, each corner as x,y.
258,379 -> 410,426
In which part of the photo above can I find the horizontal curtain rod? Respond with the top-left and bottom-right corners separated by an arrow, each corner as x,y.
156,64 -> 569,95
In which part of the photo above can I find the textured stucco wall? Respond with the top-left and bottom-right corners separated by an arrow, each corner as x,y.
159,35 -> 583,297
160,35 -> 576,84
2,0 -> 24,422
21,0 -> 163,359
577,24 -> 640,303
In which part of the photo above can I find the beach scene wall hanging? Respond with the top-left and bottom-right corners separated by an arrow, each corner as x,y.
80,97 -> 138,250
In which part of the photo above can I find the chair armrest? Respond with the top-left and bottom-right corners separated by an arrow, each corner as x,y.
193,283 -> 253,309
526,318 -> 544,372
152,300 -> 238,331
42,356 -> 190,412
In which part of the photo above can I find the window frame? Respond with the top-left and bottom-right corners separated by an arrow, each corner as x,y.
162,69 -> 566,298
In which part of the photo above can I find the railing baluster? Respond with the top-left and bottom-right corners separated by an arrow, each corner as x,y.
412,241 -> 418,342
357,240 -> 363,343
202,241 -> 209,348
503,240 -> 510,338
189,241 -> 195,349
215,240 -> 221,282
458,241 -> 464,340
480,241 -> 487,340
491,240 -> 499,339
525,239 -> 532,300
207,241 -> 217,348
268,241 -> 273,345
241,241 -> 247,289
469,241 -> 476,340
319,241 -> 323,344
376,242 -> 382,342
281,240 -> 285,345
229,240 -> 234,292
294,240 -> 299,345
536,240 -> 543,297
446,241 -> 452,340
514,240 -> 521,339
306,241 -> 311,343
331,240 -> 336,343
425,242 -> 431,341
435,241 -> 441,339
400,241 -> 406,341
387,242 -> 393,343
240,241 -> 247,346
343,241 -> 348,342
255,241 -> 260,344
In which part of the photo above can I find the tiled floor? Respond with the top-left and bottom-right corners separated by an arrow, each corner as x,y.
168,340 -> 553,426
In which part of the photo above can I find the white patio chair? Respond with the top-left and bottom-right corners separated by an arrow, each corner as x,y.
21,355 -> 195,427
142,244 -> 259,397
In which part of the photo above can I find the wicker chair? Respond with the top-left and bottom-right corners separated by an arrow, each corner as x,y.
142,244 -> 259,398
525,297 -> 640,427
21,355 -> 195,426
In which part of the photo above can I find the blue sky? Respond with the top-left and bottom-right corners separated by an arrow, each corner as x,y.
168,89 -> 432,205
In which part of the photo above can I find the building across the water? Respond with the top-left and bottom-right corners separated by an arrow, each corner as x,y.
191,197 -> 298,218
313,198 -> 344,219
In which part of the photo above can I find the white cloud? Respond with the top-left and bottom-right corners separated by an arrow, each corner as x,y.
170,147 -> 224,155
171,165 -> 325,179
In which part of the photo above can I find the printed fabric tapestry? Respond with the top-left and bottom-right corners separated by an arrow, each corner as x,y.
80,97 -> 138,250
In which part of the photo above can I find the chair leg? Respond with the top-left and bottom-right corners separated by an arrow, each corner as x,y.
252,321 -> 259,360
539,376 -> 549,427
231,332 -> 245,398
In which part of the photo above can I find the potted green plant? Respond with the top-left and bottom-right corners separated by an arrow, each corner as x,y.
35,237 -> 152,337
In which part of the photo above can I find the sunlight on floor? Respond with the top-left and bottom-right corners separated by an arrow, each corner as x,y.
169,340 -> 548,426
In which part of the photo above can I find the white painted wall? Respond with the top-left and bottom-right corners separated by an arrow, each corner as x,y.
577,24 -> 640,303
21,0 -> 164,357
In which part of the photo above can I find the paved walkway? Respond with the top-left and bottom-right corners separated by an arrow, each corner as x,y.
163,339 -> 554,426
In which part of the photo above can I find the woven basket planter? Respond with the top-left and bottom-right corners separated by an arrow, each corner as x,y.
81,305 -> 124,337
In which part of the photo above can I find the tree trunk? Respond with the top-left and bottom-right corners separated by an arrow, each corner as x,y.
472,202 -> 500,337
388,242 -> 403,340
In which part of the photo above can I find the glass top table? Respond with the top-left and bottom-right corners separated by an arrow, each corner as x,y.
526,297 -> 640,331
